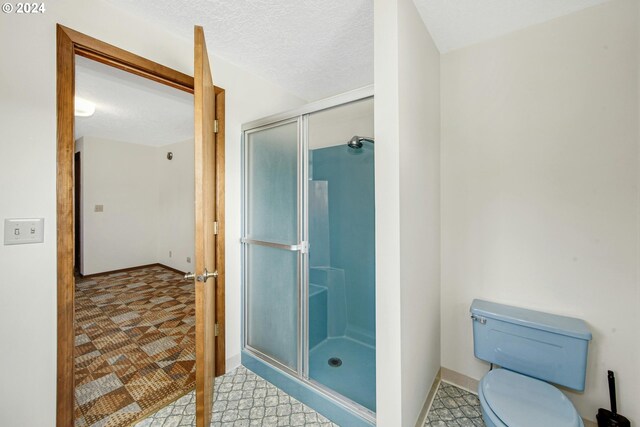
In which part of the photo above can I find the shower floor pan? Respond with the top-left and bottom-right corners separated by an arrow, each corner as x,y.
309,336 -> 376,412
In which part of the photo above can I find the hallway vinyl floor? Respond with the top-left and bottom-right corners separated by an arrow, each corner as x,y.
74,265 -> 196,427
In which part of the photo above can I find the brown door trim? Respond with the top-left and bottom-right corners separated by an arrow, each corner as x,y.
73,152 -> 81,272
56,24 -> 226,426
214,89 -> 226,377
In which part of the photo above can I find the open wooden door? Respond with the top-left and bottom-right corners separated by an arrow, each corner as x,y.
194,25 -> 217,427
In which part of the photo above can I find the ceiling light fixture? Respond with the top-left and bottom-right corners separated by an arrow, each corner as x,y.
74,97 -> 96,117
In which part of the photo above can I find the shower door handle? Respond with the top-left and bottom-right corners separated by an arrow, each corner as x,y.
240,238 -> 308,253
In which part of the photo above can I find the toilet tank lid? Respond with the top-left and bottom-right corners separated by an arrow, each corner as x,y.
470,299 -> 592,340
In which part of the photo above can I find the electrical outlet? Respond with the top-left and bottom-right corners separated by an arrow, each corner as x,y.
169,251 -> 172,258
186,257 -> 191,263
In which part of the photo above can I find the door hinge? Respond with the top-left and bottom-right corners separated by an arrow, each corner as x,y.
214,323 -> 219,337
213,221 -> 219,235
214,119 -> 219,134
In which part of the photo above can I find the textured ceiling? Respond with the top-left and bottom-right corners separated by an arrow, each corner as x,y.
104,0 -> 374,101
75,56 -> 193,146
93,1 -> 610,102
413,0 -> 613,53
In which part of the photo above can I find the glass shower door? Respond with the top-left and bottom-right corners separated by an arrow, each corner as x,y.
243,119 -> 302,372
306,99 -> 377,413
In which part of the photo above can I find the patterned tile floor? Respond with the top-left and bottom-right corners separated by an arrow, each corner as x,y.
134,366 -> 339,426
424,382 -> 484,427
74,266 -> 196,427
132,366 -> 484,426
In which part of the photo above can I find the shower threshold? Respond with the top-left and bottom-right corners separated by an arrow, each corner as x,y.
242,349 -> 375,427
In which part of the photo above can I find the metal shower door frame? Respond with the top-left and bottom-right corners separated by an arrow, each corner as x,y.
241,85 -> 376,424
241,116 -> 304,378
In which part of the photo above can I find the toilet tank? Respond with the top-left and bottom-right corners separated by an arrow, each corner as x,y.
470,299 -> 592,391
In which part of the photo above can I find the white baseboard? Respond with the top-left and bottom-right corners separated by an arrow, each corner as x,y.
441,367 -> 479,394
440,367 -> 597,427
226,353 -> 241,372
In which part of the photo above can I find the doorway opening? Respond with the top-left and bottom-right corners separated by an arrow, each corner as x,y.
56,25 -> 226,427
72,54 -> 197,426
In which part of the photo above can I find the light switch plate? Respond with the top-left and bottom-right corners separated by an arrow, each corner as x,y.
4,218 -> 45,245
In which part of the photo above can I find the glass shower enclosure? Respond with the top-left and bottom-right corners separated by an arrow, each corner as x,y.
241,91 -> 376,426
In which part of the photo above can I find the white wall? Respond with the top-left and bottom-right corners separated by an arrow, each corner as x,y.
156,139 -> 195,274
77,136 -> 194,275
78,136 -> 159,275
441,0 -> 639,423
374,0 -> 441,425
308,97 -> 374,149
398,0 -> 441,425
0,1 -> 304,424
374,0 -> 403,422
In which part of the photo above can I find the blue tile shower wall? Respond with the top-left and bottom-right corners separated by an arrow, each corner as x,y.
309,144 -> 376,344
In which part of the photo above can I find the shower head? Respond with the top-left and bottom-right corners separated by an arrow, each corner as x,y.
347,135 -> 374,149
347,136 -> 362,149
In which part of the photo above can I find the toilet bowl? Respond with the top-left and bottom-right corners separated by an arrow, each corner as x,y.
470,300 -> 592,427
478,369 -> 583,427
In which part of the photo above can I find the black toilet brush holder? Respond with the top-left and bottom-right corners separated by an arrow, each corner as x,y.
596,371 -> 630,427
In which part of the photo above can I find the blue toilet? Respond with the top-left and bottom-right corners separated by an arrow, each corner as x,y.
470,299 -> 592,427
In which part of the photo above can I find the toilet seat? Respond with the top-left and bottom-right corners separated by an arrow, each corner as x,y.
478,369 -> 583,427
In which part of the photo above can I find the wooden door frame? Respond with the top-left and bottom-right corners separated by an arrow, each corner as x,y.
56,24 -> 226,426
73,152 -> 80,272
